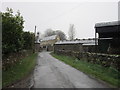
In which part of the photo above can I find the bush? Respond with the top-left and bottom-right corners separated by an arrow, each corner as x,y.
2,8 -> 24,54
2,8 -> 35,55
22,32 -> 34,50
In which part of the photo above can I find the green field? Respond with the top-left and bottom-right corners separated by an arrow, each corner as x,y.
51,53 -> 120,87
2,53 -> 37,88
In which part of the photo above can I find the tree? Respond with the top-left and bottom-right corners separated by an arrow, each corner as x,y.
2,8 -> 24,54
22,32 -> 34,50
44,28 -> 55,37
55,30 -> 66,40
68,24 -> 75,40
44,29 -> 66,40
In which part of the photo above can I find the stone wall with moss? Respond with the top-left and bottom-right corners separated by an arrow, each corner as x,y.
54,50 -> 120,71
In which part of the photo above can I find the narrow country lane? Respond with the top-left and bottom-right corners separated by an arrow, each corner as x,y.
33,51 -> 110,88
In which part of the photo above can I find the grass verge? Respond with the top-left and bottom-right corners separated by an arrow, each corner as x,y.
51,53 -> 120,87
2,53 -> 37,88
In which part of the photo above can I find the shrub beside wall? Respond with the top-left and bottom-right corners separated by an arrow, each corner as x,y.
2,50 -> 33,71
2,8 -> 35,70
55,50 -> 120,71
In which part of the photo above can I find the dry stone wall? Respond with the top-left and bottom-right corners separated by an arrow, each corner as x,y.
54,50 -> 120,71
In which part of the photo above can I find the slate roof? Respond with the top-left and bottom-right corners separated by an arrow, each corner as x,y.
95,21 -> 120,27
41,35 -> 57,41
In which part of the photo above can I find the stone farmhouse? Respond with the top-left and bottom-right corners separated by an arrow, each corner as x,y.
40,35 -> 60,51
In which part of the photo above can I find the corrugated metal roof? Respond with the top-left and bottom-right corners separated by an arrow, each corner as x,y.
95,21 -> 120,27
82,42 -> 96,45
55,39 -> 98,45
41,35 -> 57,41
55,41 -> 82,44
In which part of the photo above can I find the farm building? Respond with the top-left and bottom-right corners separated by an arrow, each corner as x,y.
95,21 -> 120,54
54,41 -> 83,53
54,39 -> 97,53
80,39 -> 98,52
40,35 -> 60,51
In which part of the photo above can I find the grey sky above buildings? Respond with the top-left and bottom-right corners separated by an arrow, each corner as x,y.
2,1 -> 119,39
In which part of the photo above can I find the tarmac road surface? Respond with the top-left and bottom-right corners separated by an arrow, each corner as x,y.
33,51 -> 110,88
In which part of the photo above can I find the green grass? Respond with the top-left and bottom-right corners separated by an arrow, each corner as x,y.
2,53 -> 38,88
51,53 -> 120,87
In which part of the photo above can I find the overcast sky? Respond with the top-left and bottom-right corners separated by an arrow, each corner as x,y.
2,1 -> 118,39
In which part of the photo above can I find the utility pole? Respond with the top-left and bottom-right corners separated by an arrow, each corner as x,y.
35,26 -> 36,37
34,26 -> 37,53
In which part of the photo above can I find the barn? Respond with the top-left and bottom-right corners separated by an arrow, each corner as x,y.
54,41 -> 83,53
54,39 -> 97,53
95,21 -> 120,54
